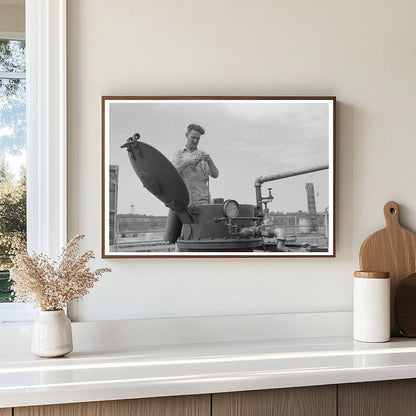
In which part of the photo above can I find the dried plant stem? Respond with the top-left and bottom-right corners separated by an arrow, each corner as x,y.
10,235 -> 111,310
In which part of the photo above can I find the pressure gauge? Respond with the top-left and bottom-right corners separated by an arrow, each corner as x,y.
222,199 -> 240,218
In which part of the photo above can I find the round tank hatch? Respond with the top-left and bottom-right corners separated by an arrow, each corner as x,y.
123,135 -> 189,212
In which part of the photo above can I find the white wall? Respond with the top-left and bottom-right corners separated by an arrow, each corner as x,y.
67,0 -> 416,322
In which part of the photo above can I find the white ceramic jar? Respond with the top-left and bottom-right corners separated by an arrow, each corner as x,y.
31,310 -> 73,357
353,271 -> 390,343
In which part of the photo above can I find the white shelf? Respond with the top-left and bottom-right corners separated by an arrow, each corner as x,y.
2,336 -> 416,408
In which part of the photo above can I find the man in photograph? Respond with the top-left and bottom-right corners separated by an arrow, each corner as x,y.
172,123 -> 219,204
164,124 -> 219,243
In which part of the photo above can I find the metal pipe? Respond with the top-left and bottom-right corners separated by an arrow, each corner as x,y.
255,164 -> 329,211
214,217 -> 259,223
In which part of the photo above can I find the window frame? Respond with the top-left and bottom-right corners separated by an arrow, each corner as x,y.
0,31 -> 25,41
26,0 -> 67,258
0,0 -> 67,323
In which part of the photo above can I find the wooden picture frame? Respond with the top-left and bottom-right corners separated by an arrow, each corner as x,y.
102,96 -> 336,258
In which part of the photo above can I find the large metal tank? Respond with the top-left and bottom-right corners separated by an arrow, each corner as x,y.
122,134 -> 263,252
177,203 -> 262,252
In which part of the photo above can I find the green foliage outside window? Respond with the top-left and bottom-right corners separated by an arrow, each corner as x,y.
0,163 -> 26,302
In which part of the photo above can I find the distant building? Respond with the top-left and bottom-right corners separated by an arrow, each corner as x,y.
305,183 -> 318,232
109,165 -> 119,246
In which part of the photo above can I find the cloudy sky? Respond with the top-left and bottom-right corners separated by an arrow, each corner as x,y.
107,99 -> 332,217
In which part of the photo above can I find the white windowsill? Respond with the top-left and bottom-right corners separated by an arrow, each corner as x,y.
0,303 -> 35,324
0,311 -> 352,353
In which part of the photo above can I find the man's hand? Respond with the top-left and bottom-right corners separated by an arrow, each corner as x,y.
188,159 -> 201,169
201,154 -> 212,163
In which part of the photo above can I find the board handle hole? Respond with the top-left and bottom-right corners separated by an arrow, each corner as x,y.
390,207 -> 396,214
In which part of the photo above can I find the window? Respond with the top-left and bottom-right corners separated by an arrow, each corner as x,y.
0,1 -> 67,324
0,36 -> 27,306
0,34 -> 34,322
0,1 -> 67,323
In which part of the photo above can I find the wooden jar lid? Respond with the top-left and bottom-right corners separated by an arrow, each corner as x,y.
354,271 -> 390,279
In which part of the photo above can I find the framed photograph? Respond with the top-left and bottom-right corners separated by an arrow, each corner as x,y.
102,96 -> 336,258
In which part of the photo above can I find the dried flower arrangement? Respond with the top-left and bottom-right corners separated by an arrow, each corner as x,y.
10,235 -> 111,311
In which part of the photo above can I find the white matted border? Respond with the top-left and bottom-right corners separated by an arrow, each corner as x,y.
102,97 -> 335,258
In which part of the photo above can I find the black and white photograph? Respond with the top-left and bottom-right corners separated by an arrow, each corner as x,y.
102,97 -> 335,257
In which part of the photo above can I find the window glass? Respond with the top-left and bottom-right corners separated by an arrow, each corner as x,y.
0,39 -> 26,303
0,39 -> 26,72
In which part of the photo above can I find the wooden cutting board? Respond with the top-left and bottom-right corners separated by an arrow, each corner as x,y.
359,201 -> 416,335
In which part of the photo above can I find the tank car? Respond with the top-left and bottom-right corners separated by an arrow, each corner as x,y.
121,133 -> 328,252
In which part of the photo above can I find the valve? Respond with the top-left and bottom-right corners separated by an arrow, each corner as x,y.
225,218 -> 239,235
262,187 -> 274,213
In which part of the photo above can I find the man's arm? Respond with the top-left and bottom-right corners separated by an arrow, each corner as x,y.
203,154 -> 219,178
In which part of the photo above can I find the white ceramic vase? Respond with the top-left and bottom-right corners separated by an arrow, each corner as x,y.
31,310 -> 73,358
